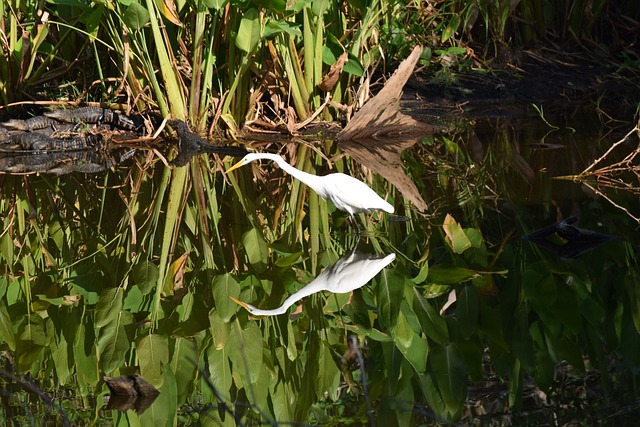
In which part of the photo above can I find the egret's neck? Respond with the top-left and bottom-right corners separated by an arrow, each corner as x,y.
270,155 -> 327,198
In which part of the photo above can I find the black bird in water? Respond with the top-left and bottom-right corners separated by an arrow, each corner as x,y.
523,216 -> 616,259
168,120 -> 248,166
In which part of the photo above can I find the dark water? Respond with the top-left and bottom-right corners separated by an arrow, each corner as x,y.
0,103 -> 639,426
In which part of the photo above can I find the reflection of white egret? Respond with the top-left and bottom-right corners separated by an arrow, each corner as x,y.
231,252 -> 396,316
226,153 -> 394,235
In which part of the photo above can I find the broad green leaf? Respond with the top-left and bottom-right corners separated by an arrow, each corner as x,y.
393,311 -> 428,373
0,301 -> 16,350
271,376 -> 293,421
375,268 -> 404,330
429,344 -> 467,416
95,288 -> 124,328
316,342 -> 340,400
428,265 -> 478,284
413,288 -> 449,345
68,265 -> 103,305
74,320 -> 99,392
132,260 -> 159,295
443,214 -> 471,254
441,13 -> 461,43
274,251 -> 303,267
16,316 -> 47,371
228,321 -> 263,385
137,334 -> 170,387
457,285 -> 479,339
417,372 -> 451,421
207,345 -> 232,395
209,309 -> 230,349
236,8 -> 261,54
212,274 -> 241,322
171,337 -> 198,404
464,228 -> 483,248
345,289 -> 371,330
47,316 -> 70,385
342,53 -> 365,77
123,2 -> 150,30
265,20 -> 302,39
241,227 -> 268,272
140,365 -> 177,427
97,311 -> 133,373
412,262 -> 429,284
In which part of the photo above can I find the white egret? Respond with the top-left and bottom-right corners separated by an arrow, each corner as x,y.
226,153 -> 394,235
231,252 -> 396,316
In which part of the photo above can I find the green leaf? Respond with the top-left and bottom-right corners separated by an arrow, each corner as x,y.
274,251 -> 303,267
443,214 -> 471,254
123,2 -> 150,30
97,311 -> 133,373
316,342 -> 340,400
464,228 -> 483,248
170,337 -> 198,405
16,316 -> 46,371
68,264 -> 103,305
441,13 -> 461,43
375,268 -> 404,330
417,372 -> 450,421
132,260 -> 159,295
74,320 -> 99,392
412,262 -> 429,284
228,321 -> 263,385
140,365 -> 177,427
212,274 -> 241,322
457,285 -> 479,339
265,20 -> 302,40
0,300 -> 16,350
207,345 -> 232,395
342,53 -> 365,77
236,8 -> 261,54
413,288 -> 449,345
241,227 -> 268,272
137,334 -> 170,387
429,344 -> 467,416
428,265 -> 478,284
95,288 -> 124,328
209,309 -> 230,350
393,311 -> 428,373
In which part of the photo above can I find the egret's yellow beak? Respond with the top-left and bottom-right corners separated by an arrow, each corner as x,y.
230,296 -> 251,311
225,160 -> 245,174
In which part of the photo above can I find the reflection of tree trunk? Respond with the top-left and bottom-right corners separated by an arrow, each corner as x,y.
339,138 -> 429,212
337,46 -> 437,213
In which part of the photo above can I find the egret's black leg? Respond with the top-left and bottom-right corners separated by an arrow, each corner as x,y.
349,214 -> 361,239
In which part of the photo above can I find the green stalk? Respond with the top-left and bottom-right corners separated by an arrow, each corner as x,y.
188,1 -> 208,124
143,0 -> 185,119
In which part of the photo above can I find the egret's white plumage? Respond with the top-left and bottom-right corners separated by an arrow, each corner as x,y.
226,153 -> 394,233
231,252 -> 396,316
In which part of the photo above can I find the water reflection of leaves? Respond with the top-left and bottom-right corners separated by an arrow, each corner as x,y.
232,251 -> 395,316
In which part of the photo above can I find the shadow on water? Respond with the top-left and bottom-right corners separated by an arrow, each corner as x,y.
1,103 -> 640,425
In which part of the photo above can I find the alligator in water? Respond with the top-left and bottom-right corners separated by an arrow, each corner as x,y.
0,110 -> 248,174
44,106 -> 143,131
1,132 -> 106,152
